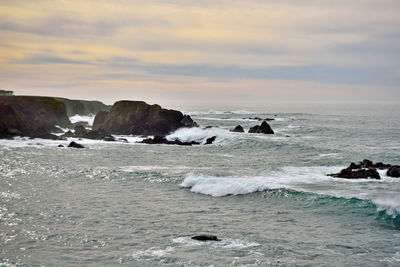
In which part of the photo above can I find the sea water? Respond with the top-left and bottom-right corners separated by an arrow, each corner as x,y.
1,103 -> 400,266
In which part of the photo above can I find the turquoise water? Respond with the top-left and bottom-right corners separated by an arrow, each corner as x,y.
1,103 -> 400,266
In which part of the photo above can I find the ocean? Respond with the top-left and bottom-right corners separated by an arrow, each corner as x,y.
1,103 -> 400,266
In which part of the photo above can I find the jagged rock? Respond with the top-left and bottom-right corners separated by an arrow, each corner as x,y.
348,159 -> 391,170
191,235 -> 221,242
231,125 -> 244,132
67,141 -> 85,148
139,136 -> 199,146
387,166 -> 400,178
181,115 -> 198,127
92,100 -> 197,136
248,121 -> 274,134
205,136 -> 217,145
328,167 -> 380,179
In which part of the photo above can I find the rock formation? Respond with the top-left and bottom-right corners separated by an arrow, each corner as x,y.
55,98 -> 110,116
231,125 -> 244,132
0,96 -> 71,139
248,121 -> 274,134
93,100 -> 197,136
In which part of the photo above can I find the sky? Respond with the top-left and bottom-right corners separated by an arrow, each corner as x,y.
0,0 -> 399,108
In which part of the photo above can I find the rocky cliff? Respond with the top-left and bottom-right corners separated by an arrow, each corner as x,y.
93,100 -> 197,136
0,96 -> 71,139
55,98 -> 110,116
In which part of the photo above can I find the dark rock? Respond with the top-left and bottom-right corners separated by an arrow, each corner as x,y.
180,115 -> 198,128
83,129 -> 109,140
231,125 -> 244,132
67,141 -> 85,148
248,121 -> 274,134
92,100 -> 197,136
103,135 -> 116,142
140,136 -> 199,146
74,124 -> 87,137
0,96 -> 71,139
374,162 -> 392,169
387,166 -> 400,178
58,144 -> 64,147
328,167 -> 380,179
247,117 -> 275,121
347,159 -> 392,170
327,160 -> 390,179
0,103 -> 21,138
92,110 -> 108,129
205,136 -> 217,145
55,98 -> 110,116
191,235 -> 221,242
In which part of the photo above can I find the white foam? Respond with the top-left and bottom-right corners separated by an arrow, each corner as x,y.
129,246 -> 175,259
172,236 -> 259,249
166,127 -> 233,144
69,114 -> 95,126
185,110 -> 253,116
181,166 -> 400,213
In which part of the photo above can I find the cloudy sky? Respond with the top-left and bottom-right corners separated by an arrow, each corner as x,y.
0,0 -> 399,107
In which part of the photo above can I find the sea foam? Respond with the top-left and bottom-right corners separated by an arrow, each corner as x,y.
181,166 -> 400,214
69,114 -> 95,126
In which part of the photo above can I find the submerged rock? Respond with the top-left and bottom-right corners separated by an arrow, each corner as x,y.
58,144 -> 64,147
205,136 -> 217,145
67,141 -> 85,148
140,136 -> 199,146
230,125 -> 244,132
247,117 -> 275,121
387,166 -> 400,178
191,235 -> 221,242
248,121 -> 274,134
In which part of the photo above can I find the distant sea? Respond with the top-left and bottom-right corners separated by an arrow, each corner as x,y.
1,103 -> 400,266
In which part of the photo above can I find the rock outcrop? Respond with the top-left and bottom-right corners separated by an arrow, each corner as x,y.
191,235 -> 221,242
328,167 -> 380,179
248,121 -> 274,134
0,96 -> 71,139
231,125 -> 244,132
55,98 -> 110,116
93,101 -> 197,136
387,166 -> 400,178
327,159 -> 397,180
205,136 -> 217,145
67,141 -> 85,148
139,136 -> 199,146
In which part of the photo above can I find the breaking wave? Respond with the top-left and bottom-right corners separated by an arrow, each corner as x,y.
185,110 -> 254,116
181,166 -> 400,220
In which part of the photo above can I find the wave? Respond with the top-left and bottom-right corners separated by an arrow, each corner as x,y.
69,114 -> 95,126
180,166 -> 400,217
0,135 -> 144,148
166,127 -> 234,144
185,110 -> 254,116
